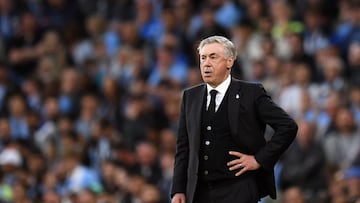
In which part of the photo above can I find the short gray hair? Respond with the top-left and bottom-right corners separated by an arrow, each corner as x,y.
197,36 -> 237,59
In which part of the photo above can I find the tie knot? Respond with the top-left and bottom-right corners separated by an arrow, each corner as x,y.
210,89 -> 218,98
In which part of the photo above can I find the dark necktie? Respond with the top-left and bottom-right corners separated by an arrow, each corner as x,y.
208,90 -> 218,116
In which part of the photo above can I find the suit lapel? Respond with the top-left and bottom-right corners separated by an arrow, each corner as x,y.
228,78 -> 242,136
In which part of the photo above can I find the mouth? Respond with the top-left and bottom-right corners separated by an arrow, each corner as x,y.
203,68 -> 212,75
203,71 -> 212,77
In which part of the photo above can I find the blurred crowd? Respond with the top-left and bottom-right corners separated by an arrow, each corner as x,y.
0,0 -> 360,203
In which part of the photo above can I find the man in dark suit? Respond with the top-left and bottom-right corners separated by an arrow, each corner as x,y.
171,36 -> 298,203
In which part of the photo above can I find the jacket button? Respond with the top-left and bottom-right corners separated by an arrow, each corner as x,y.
205,141 -> 210,145
204,170 -> 208,175
204,155 -> 208,160
206,126 -> 211,131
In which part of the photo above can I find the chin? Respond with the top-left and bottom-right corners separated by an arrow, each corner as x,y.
203,79 -> 212,84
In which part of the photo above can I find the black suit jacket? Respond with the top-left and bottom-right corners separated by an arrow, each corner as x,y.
171,78 -> 298,202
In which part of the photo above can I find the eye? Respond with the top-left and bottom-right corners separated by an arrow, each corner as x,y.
210,54 -> 219,60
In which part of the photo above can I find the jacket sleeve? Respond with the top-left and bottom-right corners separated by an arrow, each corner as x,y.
253,84 -> 298,171
171,91 -> 189,196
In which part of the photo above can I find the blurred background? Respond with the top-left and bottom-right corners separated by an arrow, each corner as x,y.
0,0 -> 359,202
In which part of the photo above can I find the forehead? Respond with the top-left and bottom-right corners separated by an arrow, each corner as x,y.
199,43 -> 225,55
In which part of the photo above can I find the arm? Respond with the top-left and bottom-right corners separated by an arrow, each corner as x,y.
228,84 -> 297,174
253,84 -> 298,170
171,91 -> 189,197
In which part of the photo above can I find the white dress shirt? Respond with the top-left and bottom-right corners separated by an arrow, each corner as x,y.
206,75 -> 231,112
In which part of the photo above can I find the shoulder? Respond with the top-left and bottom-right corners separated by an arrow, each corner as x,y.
183,83 -> 206,94
232,77 -> 261,86
232,78 -> 265,92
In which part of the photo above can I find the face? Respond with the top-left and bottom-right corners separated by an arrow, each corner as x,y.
0,118 -> 10,138
199,43 -> 233,88
335,108 -> 354,132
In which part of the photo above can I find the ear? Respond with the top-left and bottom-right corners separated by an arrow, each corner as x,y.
226,57 -> 234,70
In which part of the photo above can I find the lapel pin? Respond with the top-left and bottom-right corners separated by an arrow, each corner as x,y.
236,94 -> 240,99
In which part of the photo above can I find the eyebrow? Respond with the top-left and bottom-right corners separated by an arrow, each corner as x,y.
200,53 -> 218,57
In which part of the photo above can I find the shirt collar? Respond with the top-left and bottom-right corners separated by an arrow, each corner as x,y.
207,75 -> 231,95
